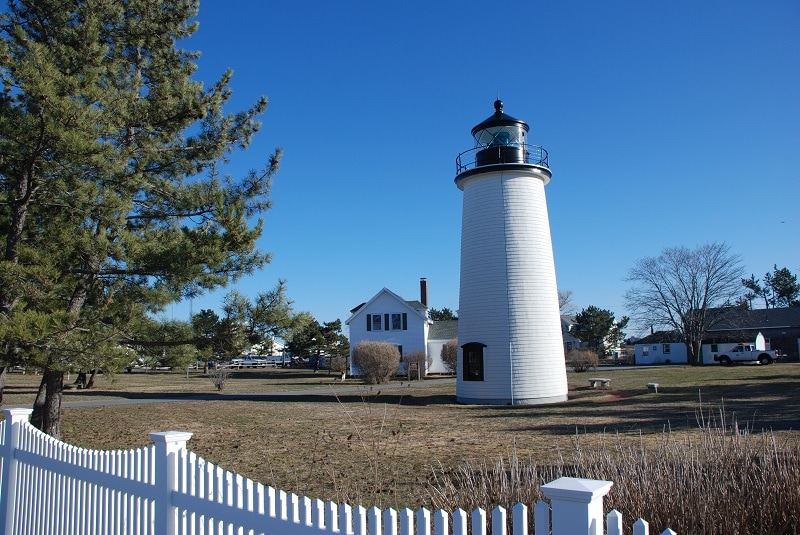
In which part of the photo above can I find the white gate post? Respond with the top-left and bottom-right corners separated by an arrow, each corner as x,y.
150,431 -> 193,535
541,477 -> 613,535
0,408 -> 33,535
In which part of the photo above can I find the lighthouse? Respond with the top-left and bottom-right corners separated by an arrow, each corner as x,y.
454,100 -> 567,405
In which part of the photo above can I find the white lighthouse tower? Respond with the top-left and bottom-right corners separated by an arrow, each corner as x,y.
455,100 -> 567,405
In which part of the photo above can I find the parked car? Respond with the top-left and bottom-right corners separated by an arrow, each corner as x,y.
229,356 -> 268,368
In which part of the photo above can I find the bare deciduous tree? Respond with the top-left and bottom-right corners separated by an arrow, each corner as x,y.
625,242 -> 743,365
558,290 -> 574,314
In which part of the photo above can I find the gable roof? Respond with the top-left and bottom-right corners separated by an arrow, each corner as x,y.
344,287 -> 429,326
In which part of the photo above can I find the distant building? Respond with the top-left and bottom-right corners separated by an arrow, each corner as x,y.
631,307 -> 800,364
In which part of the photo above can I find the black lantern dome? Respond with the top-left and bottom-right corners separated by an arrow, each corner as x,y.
471,100 -> 528,166
455,100 -> 549,180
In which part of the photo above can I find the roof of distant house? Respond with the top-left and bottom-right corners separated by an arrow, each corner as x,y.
707,307 -> 800,330
429,320 -> 458,340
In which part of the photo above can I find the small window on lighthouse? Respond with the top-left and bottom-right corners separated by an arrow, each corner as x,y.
462,342 -> 486,381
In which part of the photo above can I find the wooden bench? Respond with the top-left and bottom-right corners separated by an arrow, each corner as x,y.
646,382 -> 659,393
588,378 -> 611,389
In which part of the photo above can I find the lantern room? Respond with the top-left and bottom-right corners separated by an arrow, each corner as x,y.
472,99 -> 529,166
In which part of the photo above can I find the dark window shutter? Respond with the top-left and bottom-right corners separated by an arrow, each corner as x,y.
402,313 -> 407,330
367,315 -> 371,331
384,314 -> 389,331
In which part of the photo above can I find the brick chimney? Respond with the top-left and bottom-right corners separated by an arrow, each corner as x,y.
419,278 -> 428,307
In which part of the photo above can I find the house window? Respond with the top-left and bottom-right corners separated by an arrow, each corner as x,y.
392,313 -> 402,330
370,314 -> 381,331
642,345 -> 649,356
663,344 -> 671,354
462,342 -> 486,381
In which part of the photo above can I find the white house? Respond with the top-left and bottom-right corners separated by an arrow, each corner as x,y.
345,283 -> 431,376
561,316 -> 584,353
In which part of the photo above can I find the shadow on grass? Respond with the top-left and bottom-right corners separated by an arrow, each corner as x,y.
484,377 -> 800,435
57,382 -> 457,408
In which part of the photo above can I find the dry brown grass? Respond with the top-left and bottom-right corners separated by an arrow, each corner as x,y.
3,363 -> 800,533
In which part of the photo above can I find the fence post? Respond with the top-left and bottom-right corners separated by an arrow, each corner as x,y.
150,431 -> 193,535
540,477 -> 613,535
0,408 -> 33,535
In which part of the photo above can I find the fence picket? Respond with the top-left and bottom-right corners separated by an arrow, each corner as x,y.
353,504 -> 367,535
399,508 -> 414,535
415,507 -> 430,535
326,500 -> 338,532
452,508 -> 468,535
383,507 -> 397,535
340,503 -> 354,535
492,506 -> 508,535
472,507 -> 487,535
367,506 -> 381,535
633,518 -> 650,535
433,509 -> 448,535
607,510 -> 623,535
534,500 -> 549,535
512,503 -> 527,535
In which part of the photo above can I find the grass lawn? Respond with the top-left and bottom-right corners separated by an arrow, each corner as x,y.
3,363 -> 799,510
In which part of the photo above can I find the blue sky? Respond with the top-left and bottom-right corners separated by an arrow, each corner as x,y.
166,0 -> 800,335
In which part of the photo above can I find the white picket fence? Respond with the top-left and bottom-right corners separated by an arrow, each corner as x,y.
0,408 -> 676,534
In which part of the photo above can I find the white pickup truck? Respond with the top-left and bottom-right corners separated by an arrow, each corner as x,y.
713,344 -> 778,365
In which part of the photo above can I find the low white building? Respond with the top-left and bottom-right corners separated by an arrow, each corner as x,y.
633,331 -> 688,365
633,330 -> 772,365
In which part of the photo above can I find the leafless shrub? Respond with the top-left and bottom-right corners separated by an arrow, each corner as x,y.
352,341 -> 399,384
329,356 -> 348,375
566,349 -> 599,372
441,338 -> 458,374
208,366 -> 231,391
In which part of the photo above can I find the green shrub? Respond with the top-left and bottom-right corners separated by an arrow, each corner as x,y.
352,341 -> 399,384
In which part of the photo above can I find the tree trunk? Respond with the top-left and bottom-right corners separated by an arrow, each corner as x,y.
0,366 -> 6,405
41,370 -> 63,439
74,372 -> 87,388
86,369 -> 98,389
30,375 -> 47,430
